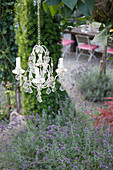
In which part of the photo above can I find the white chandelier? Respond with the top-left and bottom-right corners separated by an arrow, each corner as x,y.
12,0 -> 67,103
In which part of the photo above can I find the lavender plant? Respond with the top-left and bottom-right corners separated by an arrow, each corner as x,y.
0,99 -> 113,170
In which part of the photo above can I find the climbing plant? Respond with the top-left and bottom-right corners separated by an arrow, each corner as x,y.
0,0 -> 17,85
0,0 -> 18,118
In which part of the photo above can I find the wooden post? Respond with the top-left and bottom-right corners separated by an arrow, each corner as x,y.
15,85 -> 22,114
71,33 -> 77,52
99,46 -> 107,78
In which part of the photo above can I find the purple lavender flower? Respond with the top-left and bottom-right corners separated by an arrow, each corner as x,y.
46,134 -> 53,139
61,165 -> 66,168
100,165 -> 108,168
48,143 -> 51,146
58,158 -> 62,163
70,164 -> 74,168
82,146 -> 86,151
83,155 -> 87,159
8,162 -> 15,166
61,147 -> 65,150
76,134 -> 80,137
59,144 -> 63,147
49,128 -> 55,134
75,157 -> 78,161
58,110 -> 60,115
32,137 -> 35,141
61,142 -> 64,144
56,146 -> 59,150
110,150 -> 113,153
82,160 -> 88,165
87,166 -> 91,170
43,156 -> 48,161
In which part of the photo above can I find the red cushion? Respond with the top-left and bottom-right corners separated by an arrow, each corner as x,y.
61,38 -> 75,47
107,48 -> 113,54
77,43 -> 99,50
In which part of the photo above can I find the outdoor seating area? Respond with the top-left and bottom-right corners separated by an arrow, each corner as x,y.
0,0 -> 113,169
62,27 -> 113,64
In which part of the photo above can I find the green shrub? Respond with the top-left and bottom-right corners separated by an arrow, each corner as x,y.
15,0 -> 69,116
77,68 -> 113,102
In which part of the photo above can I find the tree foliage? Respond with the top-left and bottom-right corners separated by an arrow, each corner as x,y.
43,0 -> 94,18
43,0 -> 113,27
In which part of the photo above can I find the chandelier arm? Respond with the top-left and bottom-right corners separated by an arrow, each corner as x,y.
41,45 -> 50,55
54,74 -> 59,80
31,84 -> 39,89
41,45 -> 48,51
41,45 -> 47,52
31,80 -> 48,89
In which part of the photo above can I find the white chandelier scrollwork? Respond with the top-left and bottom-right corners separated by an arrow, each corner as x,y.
12,0 -> 67,102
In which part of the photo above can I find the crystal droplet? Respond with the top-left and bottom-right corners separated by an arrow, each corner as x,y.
23,76 -> 27,81
24,88 -> 28,93
15,75 -> 20,80
45,56 -> 50,63
46,88 -> 51,95
28,87 -> 33,94
52,86 -> 56,92
60,85 -> 65,91
37,95 -> 42,103
29,72 -> 33,79
23,82 -> 28,89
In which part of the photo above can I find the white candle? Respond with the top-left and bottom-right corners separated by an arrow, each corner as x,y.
16,57 -> 21,69
39,54 -> 42,61
35,67 -> 40,79
59,58 -> 63,68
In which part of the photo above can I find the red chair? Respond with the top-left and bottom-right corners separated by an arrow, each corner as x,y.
107,47 -> 113,56
106,47 -> 113,65
61,38 -> 75,57
75,35 -> 99,62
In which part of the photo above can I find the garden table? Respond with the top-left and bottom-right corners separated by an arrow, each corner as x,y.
62,28 -> 99,52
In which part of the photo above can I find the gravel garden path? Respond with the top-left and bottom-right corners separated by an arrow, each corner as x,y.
62,54 -> 113,113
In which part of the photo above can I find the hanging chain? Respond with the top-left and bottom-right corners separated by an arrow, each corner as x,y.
37,0 -> 40,45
